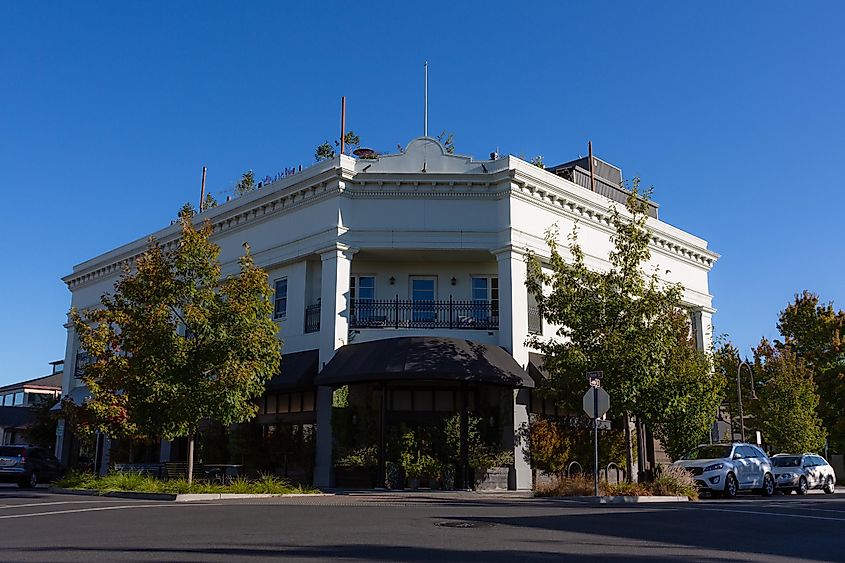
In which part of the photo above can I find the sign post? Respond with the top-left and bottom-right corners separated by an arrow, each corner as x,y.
582,373 -> 610,497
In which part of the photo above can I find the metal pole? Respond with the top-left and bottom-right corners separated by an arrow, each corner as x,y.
736,362 -> 746,442
340,96 -> 346,156
460,382 -> 469,490
199,166 -> 207,210
588,141 -> 596,192
378,383 -> 386,488
593,388 -> 599,496
424,62 -> 428,137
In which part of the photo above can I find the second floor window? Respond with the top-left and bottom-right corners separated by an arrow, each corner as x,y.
350,276 -> 375,321
274,278 -> 288,319
471,276 -> 499,320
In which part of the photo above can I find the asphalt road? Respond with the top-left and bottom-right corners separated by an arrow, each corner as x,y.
1,485 -> 844,562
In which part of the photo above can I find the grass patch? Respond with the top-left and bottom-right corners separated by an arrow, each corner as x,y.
53,471 -> 319,495
534,467 -> 698,500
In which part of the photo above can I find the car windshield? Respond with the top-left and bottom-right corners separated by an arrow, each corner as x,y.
683,445 -> 731,460
772,456 -> 801,468
0,447 -> 23,457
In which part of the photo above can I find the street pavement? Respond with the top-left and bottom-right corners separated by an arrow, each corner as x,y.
1,484 -> 845,562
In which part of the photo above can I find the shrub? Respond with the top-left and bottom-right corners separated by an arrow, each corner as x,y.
535,475 -> 595,497
602,481 -> 651,497
53,471 -> 317,495
651,465 -> 699,500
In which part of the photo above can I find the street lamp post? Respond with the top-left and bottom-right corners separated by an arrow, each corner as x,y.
736,360 -> 758,443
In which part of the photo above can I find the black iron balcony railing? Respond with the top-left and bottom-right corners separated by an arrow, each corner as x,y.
528,306 -> 543,335
350,298 -> 499,330
304,303 -> 321,333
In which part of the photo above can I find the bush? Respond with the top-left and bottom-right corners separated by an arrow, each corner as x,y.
535,475 -> 595,497
602,481 -> 651,497
53,471 -> 318,495
651,465 -> 699,500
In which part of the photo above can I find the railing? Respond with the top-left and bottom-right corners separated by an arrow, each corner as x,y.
304,303 -> 321,333
528,306 -> 543,335
350,298 -> 498,330
566,167 -> 659,219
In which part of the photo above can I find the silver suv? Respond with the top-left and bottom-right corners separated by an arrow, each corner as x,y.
772,453 -> 837,494
673,443 -> 775,498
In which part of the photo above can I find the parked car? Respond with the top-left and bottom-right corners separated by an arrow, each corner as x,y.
673,443 -> 775,498
771,453 -> 837,495
0,445 -> 65,488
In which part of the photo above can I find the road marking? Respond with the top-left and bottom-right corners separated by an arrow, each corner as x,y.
688,506 -> 845,522
0,503 -> 211,520
0,500 -> 131,510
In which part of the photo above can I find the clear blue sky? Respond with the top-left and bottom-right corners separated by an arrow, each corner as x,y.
1,2 -> 843,386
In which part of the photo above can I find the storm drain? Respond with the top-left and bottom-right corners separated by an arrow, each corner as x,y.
434,521 -> 494,529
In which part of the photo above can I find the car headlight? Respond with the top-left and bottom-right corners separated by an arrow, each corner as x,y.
780,473 -> 793,479
703,463 -> 724,472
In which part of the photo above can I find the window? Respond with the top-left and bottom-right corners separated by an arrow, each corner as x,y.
350,276 -> 375,321
13,392 -> 23,406
2,394 -> 11,406
471,276 -> 498,322
274,278 -> 288,319
411,277 -> 437,323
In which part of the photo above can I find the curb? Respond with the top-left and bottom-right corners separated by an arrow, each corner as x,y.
48,487 -> 332,502
551,495 -> 690,504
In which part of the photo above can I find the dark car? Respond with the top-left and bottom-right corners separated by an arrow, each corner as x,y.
0,445 -> 64,488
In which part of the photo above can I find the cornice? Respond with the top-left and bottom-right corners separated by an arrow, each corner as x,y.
508,168 -> 719,271
64,168 -> 346,291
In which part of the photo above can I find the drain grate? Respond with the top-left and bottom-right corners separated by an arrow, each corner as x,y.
434,521 -> 493,529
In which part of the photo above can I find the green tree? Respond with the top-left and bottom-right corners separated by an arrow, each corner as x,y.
752,339 -> 826,453
234,170 -> 255,197
315,141 -> 336,161
336,131 -> 360,155
24,396 -> 60,449
776,291 -> 845,451
527,183 -> 720,476
201,192 -> 218,211
71,205 -> 281,482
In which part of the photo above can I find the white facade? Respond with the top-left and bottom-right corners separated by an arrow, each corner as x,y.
58,137 -> 718,487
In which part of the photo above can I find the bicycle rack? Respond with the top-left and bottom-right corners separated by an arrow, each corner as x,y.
566,461 -> 583,478
604,462 -> 624,484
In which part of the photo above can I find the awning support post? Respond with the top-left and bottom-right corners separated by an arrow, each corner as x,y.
378,382 -> 386,488
460,382 -> 470,490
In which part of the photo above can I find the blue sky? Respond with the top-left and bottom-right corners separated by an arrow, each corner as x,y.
1,1 -> 843,386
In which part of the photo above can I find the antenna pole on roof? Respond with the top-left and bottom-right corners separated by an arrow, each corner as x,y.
424,61 -> 428,137
340,96 -> 347,156
199,166 -> 207,210
588,141 -> 596,192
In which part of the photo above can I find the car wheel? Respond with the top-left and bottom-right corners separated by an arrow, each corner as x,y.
761,473 -> 775,497
17,472 -> 37,489
723,473 -> 738,499
824,477 -> 836,494
797,476 -> 808,495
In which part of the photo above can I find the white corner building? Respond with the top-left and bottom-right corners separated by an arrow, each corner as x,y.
57,137 -> 718,489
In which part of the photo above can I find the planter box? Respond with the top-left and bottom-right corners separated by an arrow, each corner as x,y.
475,466 -> 510,491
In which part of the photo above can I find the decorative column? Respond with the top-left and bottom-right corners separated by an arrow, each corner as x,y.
495,246 -> 532,490
313,244 -> 354,488
690,307 -> 714,351
56,320 -> 77,462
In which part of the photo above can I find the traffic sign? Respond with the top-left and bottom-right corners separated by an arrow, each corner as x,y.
582,387 -> 610,419
586,371 -> 603,387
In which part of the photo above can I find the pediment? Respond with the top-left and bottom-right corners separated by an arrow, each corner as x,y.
353,137 -> 489,174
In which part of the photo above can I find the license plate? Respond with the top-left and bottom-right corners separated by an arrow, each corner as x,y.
0,456 -> 19,466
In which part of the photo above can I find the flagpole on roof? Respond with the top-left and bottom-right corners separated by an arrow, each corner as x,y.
424,61 -> 428,137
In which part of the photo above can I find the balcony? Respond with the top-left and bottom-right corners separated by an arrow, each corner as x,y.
304,303 -> 321,333
350,298 -> 498,330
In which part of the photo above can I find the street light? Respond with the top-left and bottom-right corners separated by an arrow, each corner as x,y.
736,360 -> 758,442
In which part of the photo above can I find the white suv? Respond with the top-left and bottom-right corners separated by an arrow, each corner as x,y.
772,453 -> 837,494
673,443 -> 775,498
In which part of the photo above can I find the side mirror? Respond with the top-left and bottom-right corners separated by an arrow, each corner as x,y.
733,453 -> 741,460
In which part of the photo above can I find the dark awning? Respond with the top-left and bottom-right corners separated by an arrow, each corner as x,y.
264,349 -> 319,392
528,352 -> 550,384
317,337 -> 534,388
0,406 -> 36,429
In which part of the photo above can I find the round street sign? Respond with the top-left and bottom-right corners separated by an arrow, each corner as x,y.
582,387 -> 610,419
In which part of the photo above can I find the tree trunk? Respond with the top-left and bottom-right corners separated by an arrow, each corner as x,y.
636,416 -> 646,482
624,413 -> 635,482
187,434 -> 195,485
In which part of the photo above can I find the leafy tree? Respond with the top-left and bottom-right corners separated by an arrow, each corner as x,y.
776,291 -> 845,451
71,205 -> 281,482
527,184 -> 720,476
530,155 -> 545,169
335,131 -> 360,155
752,339 -> 827,453
234,170 -> 255,197
25,396 -> 60,449
201,192 -> 218,211
315,141 -> 336,161
436,131 -> 455,154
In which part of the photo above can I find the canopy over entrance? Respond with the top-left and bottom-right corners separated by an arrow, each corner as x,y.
265,349 -> 319,392
317,336 -> 533,388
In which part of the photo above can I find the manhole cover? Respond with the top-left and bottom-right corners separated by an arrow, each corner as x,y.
434,521 -> 493,529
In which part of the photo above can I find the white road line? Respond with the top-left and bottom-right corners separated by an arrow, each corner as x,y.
0,503 -> 211,520
689,506 -> 845,522
0,500 -> 133,510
